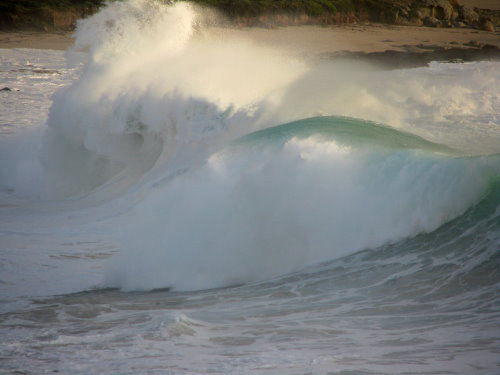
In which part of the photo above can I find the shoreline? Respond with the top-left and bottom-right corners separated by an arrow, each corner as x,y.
0,31 -> 75,50
3,24 -> 499,70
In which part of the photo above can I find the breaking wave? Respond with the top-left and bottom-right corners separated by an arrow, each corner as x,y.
1,0 -> 498,292
106,116 -> 499,291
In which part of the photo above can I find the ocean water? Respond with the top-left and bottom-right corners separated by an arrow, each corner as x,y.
1,1 -> 499,374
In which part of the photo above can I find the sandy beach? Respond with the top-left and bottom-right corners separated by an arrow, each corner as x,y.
0,31 -> 75,50
224,24 -> 500,55
461,0 -> 500,9
1,24 -> 499,56
1,1 -> 500,374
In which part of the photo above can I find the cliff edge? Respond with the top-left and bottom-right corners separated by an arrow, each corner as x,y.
0,0 -> 497,31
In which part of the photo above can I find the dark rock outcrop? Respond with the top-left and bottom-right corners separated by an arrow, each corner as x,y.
459,5 -> 480,24
322,43 -> 500,70
0,0 -> 498,31
479,17 -> 495,32
0,1 -> 102,31
423,15 -> 441,27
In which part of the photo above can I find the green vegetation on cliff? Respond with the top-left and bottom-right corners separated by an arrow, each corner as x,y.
0,0 -> 497,31
0,0 -> 104,29
191,0 -> 356,17
0,0 -> 408,29
0,0 -> 104,17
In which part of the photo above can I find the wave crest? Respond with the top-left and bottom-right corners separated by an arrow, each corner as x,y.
106,117 -> 499,291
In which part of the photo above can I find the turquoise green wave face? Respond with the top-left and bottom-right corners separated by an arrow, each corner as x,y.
232,115 -> 500,220
111,115 -> 499,292
235,116 -> 456,154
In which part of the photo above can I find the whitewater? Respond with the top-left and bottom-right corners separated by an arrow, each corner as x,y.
1,1 -> 499,374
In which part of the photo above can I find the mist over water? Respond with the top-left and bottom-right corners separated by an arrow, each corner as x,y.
107,118 -> 499,291
7,0 -> 491,197
0,0 -> 497,294
0,1 -> 499,374
2,1 -> 499,201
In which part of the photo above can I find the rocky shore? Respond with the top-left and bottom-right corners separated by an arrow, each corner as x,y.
1,1 -> 499,70
0,0 -> 498,32
323,42 -> 500,69
0,0 -> 102,31
226,0 -> 499,32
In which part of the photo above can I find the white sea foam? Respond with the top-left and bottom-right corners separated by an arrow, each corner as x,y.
1,0 -> 499,294
107,134 -> 497,291
1,3 -> 500,374
31,0 -> 499,199
39,0 -> 306,198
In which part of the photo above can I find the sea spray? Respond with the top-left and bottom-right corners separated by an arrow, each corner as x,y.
1,0 -> 498,292
1,2 -> 500,373
40,0 -> 306,198
106,117 -> 499,291
34,0 -> 500,200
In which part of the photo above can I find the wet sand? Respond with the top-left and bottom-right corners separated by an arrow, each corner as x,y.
460,0 -> 500,10
251,24 -> 498,53
0,31 -> 75,50
1,24 -> 499,69
1,24 -> 499,53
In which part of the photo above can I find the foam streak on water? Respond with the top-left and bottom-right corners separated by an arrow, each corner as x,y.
0,1 -> 499,374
